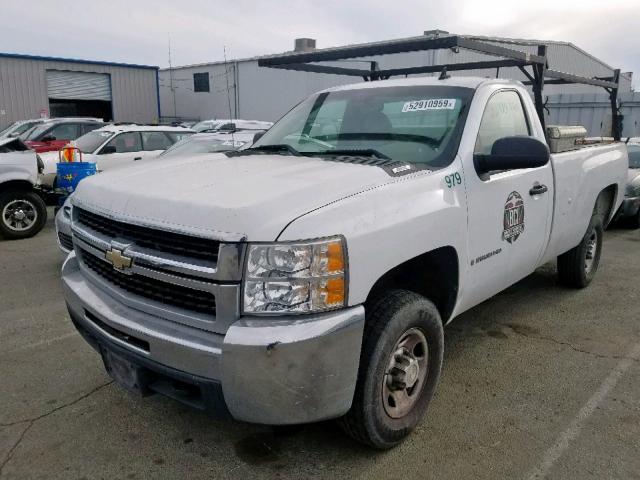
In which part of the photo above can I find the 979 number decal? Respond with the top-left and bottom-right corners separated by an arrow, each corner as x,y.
445,172 -> 462,189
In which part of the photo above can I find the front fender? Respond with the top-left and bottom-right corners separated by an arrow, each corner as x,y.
0,151 -> 38,187
277,166 -> 468,306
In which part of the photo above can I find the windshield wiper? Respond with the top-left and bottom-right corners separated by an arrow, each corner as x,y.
311,148 -> 391,160
242,144 -> 301,156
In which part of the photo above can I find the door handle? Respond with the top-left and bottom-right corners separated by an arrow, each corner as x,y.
133,157 -> 142,161
529,184 -> 548,196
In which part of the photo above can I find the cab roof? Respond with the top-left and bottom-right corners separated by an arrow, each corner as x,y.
321,75 -> 518,94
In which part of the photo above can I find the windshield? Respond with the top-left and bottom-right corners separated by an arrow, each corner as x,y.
159,136 -> 248,157
24,123 -> 51,140
19,126 -> 38,140
12,121 -> 40,136
0,122 -> 19,137
75,130 -> 115,153
253,85 -> 473,168
192,121 -> 223,132
628,145 -> 640,169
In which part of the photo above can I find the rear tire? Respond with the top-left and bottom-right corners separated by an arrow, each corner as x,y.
339,289 -> 444,449
557,214 -> 603,288
629,208 -> 640,229
0,190 -> 47,240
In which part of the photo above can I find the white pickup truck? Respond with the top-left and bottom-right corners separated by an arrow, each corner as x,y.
61,76 -> 627,448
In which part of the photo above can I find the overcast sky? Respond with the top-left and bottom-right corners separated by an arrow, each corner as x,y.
1,0 -> 637,87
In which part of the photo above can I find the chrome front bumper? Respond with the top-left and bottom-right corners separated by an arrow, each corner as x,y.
62,252 -> 365,424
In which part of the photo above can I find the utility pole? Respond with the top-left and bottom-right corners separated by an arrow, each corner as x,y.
168,33 -> 177,119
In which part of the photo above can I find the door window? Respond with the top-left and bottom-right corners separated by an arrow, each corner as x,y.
47,123 -> 80,141
166,131 -> 193,143
474,91 -> 530,156
141,131 -> 173,151
628,145 -> 640,169
103,132 -> 142,153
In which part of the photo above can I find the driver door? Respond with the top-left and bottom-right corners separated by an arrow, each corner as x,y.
463,90 -> 554,307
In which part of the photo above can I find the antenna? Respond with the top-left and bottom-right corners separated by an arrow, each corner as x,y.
168,33 -> 177,120
223,45 -> 235,144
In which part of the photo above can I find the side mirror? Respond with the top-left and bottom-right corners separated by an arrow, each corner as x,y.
253,131 -> 266,143
41,135 -> 56,142
8,132 -> 19,138
474,136 -> 549,174
100,145 -> 117,155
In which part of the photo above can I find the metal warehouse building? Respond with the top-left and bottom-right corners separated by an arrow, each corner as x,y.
159,31 -> 634,135
0,53 -> 160,129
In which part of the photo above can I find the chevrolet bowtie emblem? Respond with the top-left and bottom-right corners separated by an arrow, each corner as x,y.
105,248 -> 133,271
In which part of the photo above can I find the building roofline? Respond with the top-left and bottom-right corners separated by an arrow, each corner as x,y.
466,35 -> 615,72
161,32 -> 616,75
0,52 -> 158,70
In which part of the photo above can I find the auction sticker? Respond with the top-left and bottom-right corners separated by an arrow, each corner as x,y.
402,98 -> 456,112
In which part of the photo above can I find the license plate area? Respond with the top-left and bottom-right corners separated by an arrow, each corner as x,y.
101,348 -> 153,395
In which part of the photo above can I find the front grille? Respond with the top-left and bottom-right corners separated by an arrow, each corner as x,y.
76,208 -> 219,262
58,232 -> 73,251
80,250 -> 216,316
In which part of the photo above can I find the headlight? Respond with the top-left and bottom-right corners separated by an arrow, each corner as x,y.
243,237 -> 347,314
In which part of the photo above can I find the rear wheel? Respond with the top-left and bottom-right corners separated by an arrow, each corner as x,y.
0,190 -> 47,240
629,208 -> 640,229
339,290 -> 444,449
557,214 -> 603,288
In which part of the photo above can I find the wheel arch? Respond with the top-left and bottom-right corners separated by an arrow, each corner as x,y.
594,184 -> 618,227
365,246 -> 459,323
0,179 -> 35,194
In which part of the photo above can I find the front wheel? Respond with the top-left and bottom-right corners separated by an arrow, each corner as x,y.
0,190 -> 47,240
339,290 -> 444,449
557,215 -> 603,288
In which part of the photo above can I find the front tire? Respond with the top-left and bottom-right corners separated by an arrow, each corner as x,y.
557,214 -> 603,288
0,190 -> 47,240
339,290 -> 444,449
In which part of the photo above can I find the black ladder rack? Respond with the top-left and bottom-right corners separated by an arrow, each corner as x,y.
257,35 -> 622,140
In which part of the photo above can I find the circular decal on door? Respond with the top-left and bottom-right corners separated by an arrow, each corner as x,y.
503,191 -> 525,243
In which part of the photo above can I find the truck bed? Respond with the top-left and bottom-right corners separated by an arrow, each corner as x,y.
541,142 -> 627,263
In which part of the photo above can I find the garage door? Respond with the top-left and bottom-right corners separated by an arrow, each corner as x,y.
46,70 -> 111,101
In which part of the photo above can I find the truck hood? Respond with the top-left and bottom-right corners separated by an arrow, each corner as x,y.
72,153 -> 394,241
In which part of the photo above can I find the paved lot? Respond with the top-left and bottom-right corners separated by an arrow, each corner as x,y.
1,208 -> 639,479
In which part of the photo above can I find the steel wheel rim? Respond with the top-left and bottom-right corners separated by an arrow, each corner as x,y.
2,199 -> 38,232
382,327 -> 429,419
584,230 -> 598,274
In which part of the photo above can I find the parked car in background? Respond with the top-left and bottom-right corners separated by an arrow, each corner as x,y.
159,131 -> 260,158
22,118 -> 104,153
0,119 -> 46,139
614,142 -> 640,227
192,118 -> 273,133
0,136 -> 47,239
39,124 -> 194,187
